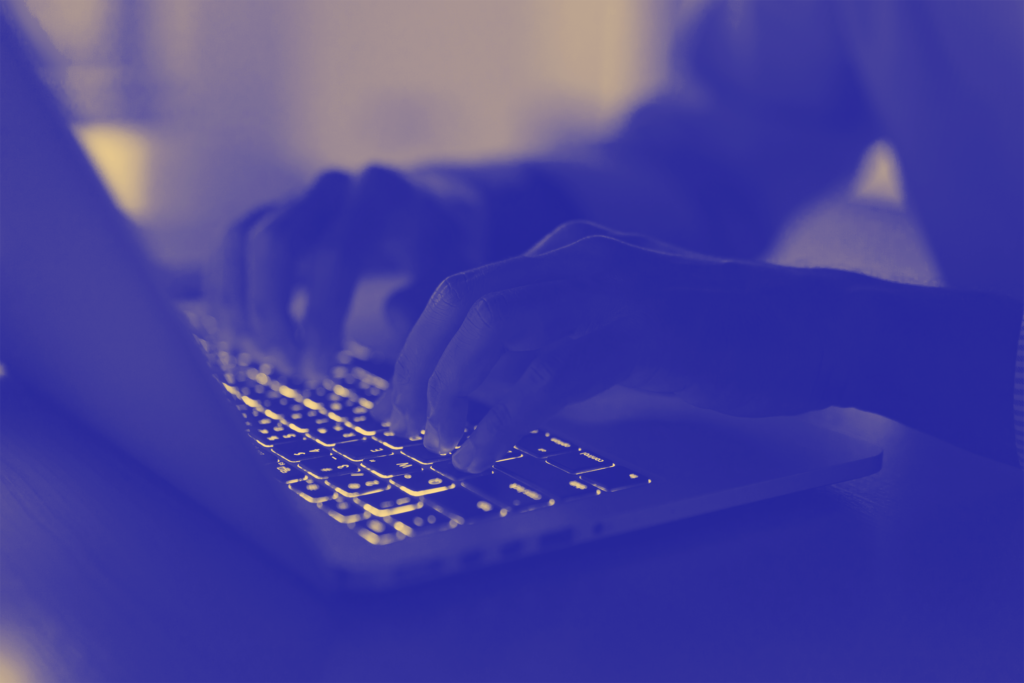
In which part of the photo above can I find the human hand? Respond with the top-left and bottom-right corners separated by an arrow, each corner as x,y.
373,221 -> 866,472
206,167 -> 478,378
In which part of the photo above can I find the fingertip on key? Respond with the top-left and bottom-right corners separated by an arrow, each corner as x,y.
389,408 -> 407,437
424,422 -> 442,453
452,443 -> 474,472
453,442 -> 491,473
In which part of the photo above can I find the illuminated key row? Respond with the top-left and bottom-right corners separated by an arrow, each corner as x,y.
209,349 -> 650,546
267,427 -> 651,546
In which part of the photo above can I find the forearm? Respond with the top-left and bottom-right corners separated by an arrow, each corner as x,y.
421,89 -> 876,267
828,280 -> 1023,465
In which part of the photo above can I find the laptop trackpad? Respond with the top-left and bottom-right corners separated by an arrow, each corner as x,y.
548,387 -> 883,499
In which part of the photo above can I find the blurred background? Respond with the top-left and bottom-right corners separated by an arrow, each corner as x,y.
8,0 -> 931,295
10,0 -> 680,270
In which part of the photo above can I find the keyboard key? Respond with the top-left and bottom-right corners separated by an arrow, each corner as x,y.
332,438 -> 392,462
546,449 -> 614,474
495,449 -> 523,462
325,471 -> 390,498
287,411 -> 333,433
388,508 -> 458,536
282,408 -> 322,433
373,430 -> 424,450
345,413 -> 382,435
253,428 -> 302,449
263,395 -> 295,415
350,518 -> 401,545
423,487 -> 504,524
306,384 -> 333,399
250,416 -> 281,431
272,460 -> 306,484
325,397 -> 359,417
354,488 -> 423,517
362,454 -> 422,478
298,456 -> 355,479
308,423 -> 362,447
289,479 -> 336,503
431,459 -> 489,482
319,497 -> 366,524
272,439 -> 334,462
391,469 -> 455,496
581,466 -> 651,492
496,456 -> 599,501
463,472 -> 555,512
513,430 -> 574,458
401,442 -> 450,465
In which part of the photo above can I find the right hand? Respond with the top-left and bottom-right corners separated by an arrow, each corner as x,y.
206,166 -> 478,378
372,220 -> 871,472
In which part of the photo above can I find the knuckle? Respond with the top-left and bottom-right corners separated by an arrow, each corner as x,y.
553,220 -> 607,242
465,294 -> 504,333
314,169 -> 349,188
426,370 -> 453,404
431,272 -> 473,310
523,357 -> 558,391
359,165 -> 414,201
392,353 -> 416,387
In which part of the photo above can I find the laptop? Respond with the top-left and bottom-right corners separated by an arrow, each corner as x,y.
0,12 -> 882,591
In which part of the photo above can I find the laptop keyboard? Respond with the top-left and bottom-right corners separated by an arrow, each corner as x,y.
205,344 -> 651,546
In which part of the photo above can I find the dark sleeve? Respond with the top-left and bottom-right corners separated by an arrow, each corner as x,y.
830,282 -> 1023,465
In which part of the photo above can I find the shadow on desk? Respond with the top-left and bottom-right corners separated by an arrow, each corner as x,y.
1,375 -> 1021,682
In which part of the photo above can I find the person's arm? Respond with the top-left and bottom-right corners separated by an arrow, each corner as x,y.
827,282 -> 1023,465
374,223 -> 1023,472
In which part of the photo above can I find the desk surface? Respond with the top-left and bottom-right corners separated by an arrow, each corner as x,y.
1,375 -> 1021,682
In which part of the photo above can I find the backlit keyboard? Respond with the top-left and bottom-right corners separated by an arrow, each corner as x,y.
205,344 -> 651,546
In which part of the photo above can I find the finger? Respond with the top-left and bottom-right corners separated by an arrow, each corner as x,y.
301,166 -> 414,379
387,254 -> 561,437
206,204 -> 278,341
452,328 -> 634,473
384,283 -> 433,341
387,233 -> 637,436
423,280 -> 610,453
370,385 -> 394,423
246,173 -> 349,372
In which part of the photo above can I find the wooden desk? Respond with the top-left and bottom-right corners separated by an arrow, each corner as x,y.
1,375 -> 1020,682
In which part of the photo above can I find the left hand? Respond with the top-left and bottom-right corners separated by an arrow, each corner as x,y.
205,167 -> 479,379
373,221 -> 867,472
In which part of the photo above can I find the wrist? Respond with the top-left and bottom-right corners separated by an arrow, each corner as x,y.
824,277 -> 1022,461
